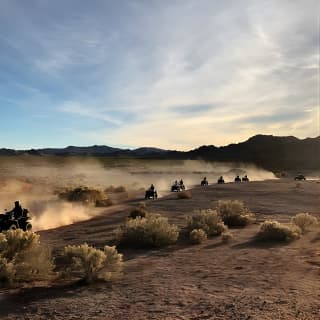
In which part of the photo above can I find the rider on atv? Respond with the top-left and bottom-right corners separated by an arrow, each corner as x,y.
9,201 -> 23,219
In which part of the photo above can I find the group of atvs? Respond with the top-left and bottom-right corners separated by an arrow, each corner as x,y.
203,175 -> 249,185
2,174 -> 307,230
145,175 -> 250,199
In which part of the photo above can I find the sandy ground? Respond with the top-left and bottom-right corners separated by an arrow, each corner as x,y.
0,179 -> 320,320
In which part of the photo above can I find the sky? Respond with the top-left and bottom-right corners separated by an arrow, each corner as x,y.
0,0 -> 319,150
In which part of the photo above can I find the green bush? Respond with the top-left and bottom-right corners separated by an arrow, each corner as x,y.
256,220 -> 301,242
187,209 -> 227,236
116,214 -> 179,248
216,200 -> 255,227
0,229 -> 54,286
63,243 -> 123,283
189,229 -> 207,244
291,213 -> 318,233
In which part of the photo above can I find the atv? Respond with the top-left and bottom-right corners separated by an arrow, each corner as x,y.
201,179 -> 209,186
234,176 -> 242,183
217,177 -> 225,184
145,189 -> 158,200
171,183 -> 185,192
0,209 -> 32,232
294,174 -> 306,181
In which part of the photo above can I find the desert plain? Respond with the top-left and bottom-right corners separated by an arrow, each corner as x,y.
0,157 -> 319,320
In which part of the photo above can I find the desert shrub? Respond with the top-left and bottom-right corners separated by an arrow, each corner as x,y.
221,231 -> 234,243
95,198 -> 113,207
187,209 -> 227,236
63,243 -> 123,283
291,213 -> 318,233
189,229 -> 207,244
114,186 -> 126,193
216,200 -> 255,227
0,257 -> 15,284
256,220 -> 301,242
116,214 -> 179,248
105,185 -> 126,193
129,203 -> 148,219
58,186 -> 106,204
137,202 -> 147,209
0,229 -> 54,286
177,190 -> 192,199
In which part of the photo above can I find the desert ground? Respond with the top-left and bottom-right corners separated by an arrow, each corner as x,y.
0,158 -> 319,320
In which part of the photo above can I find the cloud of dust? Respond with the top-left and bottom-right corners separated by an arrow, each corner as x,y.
0,157 -> 277,230
31,202 -> 92,231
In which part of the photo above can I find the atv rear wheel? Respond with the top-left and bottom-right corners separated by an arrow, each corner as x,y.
9,224 -> 17,230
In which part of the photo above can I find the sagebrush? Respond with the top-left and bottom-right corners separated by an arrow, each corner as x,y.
58,186 -> 107,205
256,220 -> 301,242
187,209 -> 227,236
221,231 -> 234,243
216,200 -> 255,227
105,185 -> 127,193
291,213 -> 318,233
63,243 -> 123,283
116,214 -> 179,248
189,229 -> 207,244
0,229 -> 54,286
129,203 -> 148,219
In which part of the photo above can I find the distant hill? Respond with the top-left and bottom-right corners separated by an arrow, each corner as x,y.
185,135 -> 320,170
1,135 -> 319,170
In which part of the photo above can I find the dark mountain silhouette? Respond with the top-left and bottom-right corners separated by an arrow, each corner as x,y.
1,135 -> 319,170
186,135 -> 320,170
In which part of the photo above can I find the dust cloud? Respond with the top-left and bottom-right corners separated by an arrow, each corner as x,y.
0,157 -> 276,230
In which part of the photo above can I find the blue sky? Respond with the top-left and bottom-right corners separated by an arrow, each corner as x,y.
0,0 -> 319,150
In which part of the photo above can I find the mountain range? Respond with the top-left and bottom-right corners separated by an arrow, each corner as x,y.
1,135 -> 319,171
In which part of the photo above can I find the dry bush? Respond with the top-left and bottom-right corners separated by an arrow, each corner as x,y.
0,257 -> 15,284
95,198 -> 113,207
105,185 -> 127,193
129,202 -> 148,219
0,229 -> 54,286
137,202 -> 147,209
116,214 -> 179,248
257,220 -> 301,242
221,231 -> 234,243
63,243 -> 123,283
187,209 -> 227,236
177,190 -> 192,199
291,213 -> 318,233
189,229 -> 207,244
216,200 -> 255,227
58,186 -> 107,204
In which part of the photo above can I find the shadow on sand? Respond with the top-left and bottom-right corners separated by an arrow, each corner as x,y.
0,281 -> 99,317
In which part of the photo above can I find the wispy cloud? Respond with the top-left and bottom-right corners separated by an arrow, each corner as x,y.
0,0 -> 318,149
59,101 -> 123,126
